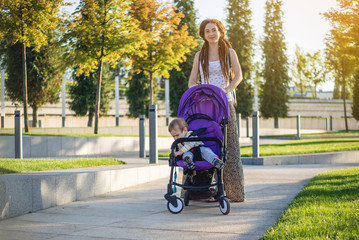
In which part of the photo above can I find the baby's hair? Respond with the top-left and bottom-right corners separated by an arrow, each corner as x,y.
168,118 -> 189,132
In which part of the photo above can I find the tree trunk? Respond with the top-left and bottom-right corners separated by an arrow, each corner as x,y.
274,116 -> 279,128
342,76 -> 348,132
94,58 -> 103,134
22,43 -> 30,132
32,105 -> 37,127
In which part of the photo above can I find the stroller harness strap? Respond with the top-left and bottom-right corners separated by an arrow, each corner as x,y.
188,127 -> 206,137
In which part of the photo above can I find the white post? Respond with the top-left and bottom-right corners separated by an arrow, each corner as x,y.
1,67 -> 5,128
165,79 -> 170,126
62,73 -> 67,127
115,76 -> 119,126
254,83 -> 258,112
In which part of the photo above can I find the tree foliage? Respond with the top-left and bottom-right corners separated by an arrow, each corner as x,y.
0,0 -> 65,132
226,0 -> 255,118
169,0 -> 200,117
291,45 -> 310,96
324,0 -> 359,131
1,38 -> 63,127
259,0 -> 290,127
306,50 -> 327,98
68,64 -> 113,127
129,0 -> 197,105
125,71 -> 150,118
353,71 -> 359,120
64,0 -> 140,133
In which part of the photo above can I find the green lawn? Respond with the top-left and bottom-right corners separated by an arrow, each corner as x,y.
240,138 -> 359,157
302,130 -> 359,137
158,138 -> 359,157
262,130 -> 359,138
0,158 -> 126,174
261,167 -> 359,239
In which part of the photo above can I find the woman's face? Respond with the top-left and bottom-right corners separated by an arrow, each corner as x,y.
204,23 -> 220,44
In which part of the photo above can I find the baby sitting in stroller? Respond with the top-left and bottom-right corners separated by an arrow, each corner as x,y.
168,118 -> 224,170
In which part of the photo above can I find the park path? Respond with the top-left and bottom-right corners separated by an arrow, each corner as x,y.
0,163 -> 357,240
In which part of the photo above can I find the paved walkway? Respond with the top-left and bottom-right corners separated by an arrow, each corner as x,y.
0,159 -> 357,240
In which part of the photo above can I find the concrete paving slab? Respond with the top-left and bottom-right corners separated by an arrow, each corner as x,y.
0,163 -> 357,240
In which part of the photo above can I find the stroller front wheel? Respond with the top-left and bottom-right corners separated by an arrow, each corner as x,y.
219,197 -> 230,215
167,197 -> 184,214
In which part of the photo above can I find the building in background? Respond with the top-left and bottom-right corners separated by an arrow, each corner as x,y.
289,86 -> 333,100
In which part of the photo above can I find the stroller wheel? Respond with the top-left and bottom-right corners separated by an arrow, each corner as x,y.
167,197 -> 184,214
219,197 -> 230,215
184,190 -> 190,206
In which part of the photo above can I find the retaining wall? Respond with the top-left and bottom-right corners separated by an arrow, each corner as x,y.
0,135 -> 174,158
0,164 -> 169,220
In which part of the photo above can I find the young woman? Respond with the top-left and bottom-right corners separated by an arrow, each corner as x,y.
188,19 -> 245,202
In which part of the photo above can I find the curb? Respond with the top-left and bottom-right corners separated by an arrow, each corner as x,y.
242,150 -> 359,165
0,163 -> 170,221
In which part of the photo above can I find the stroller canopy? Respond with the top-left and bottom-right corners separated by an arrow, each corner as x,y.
178,84 -> 229,124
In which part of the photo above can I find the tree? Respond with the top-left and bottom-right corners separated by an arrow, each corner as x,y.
353,71 -> 359,120
125,71 -> 150,118
169,0 -> 200,117
291,45 -> 310,96
64,0 -> 140,134
324,0 -> 359,131
68,64 -> 113,127
259,0 -> 290,128
0,0 -> 65,132
129,0 -> 197,106
1,32 -> 63,127
324,25 -> 356,131
226,0 -> 255,118
306,50 -> 327,98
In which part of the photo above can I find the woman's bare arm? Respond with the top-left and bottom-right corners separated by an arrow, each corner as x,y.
224,48 -> 243,94
188,51 -> 200,88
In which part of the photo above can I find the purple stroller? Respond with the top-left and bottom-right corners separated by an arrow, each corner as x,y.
164,84 -> 230,215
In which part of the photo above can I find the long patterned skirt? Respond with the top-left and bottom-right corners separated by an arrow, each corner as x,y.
223,102 -> 246,202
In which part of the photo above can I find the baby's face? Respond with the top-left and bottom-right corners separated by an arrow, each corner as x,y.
170,125 -> 188,140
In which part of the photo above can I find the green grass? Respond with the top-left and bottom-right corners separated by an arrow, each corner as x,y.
261,167 -> 359,239
158,138 -> 359,157
240,138 -> 359,157
262,130 -> 359,138
302,130 -> 359,137
0,158 -> 126,174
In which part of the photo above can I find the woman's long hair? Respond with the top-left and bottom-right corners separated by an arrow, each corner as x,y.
199,19 -> 233,84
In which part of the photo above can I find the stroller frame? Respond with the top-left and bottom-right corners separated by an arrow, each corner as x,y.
164,119 -> 230,215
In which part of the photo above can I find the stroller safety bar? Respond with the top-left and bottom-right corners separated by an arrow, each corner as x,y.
170,137 -> 222,150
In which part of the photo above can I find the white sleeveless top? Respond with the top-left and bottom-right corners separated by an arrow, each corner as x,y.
199,60 -> 233,101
